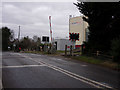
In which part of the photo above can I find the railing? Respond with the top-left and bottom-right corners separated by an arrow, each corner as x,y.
65,45 -> 82,56
65,45 -> 113,61
85,51 -> 113,60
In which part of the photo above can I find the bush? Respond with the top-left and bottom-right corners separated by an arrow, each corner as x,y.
111,36 -> 120,62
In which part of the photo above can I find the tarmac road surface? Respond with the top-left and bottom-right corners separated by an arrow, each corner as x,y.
2,52 -> 120,89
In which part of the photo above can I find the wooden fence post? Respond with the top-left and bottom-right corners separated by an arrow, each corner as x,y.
96,51 -> 99,56
65,45 -> 67,56
80,46 -> 82,55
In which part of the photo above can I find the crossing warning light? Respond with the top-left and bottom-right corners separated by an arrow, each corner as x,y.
69,33 -> 79,41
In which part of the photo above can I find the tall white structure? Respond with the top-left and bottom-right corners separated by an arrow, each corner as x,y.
69,16 -> 89,48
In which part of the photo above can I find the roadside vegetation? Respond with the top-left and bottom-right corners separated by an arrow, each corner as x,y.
70,55 -> 119,70
74,2 -> 120,63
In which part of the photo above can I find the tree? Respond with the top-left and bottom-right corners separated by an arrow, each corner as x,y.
19,36 -> 31,50
19,36 -> 42,51
33,35 -> 38,42
74,2 -> 120,53
1,27 -> 14,51
32,36 -> 41,51
111,36 -> 120,62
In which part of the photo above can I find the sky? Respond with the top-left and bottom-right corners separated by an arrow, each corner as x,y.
2,0 -> 82,40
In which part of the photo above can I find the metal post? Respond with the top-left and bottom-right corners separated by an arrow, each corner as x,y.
80,45 -> 82,56
70,45 -> 72,56
65,45 -> 67,56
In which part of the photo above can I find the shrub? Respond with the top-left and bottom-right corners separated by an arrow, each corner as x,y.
111,36 -> 120,62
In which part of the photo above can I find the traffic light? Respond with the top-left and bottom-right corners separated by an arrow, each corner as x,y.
69,33 -> 73,40
73,33 -> 76,40
76,33 -> 79,40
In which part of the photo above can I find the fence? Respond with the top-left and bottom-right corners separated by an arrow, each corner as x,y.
65,45 -> 113,61
90,51 -> 113,61
65,45 -> 82,56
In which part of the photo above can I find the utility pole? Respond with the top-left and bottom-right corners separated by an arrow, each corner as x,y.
17,25 -> 20,52
18,25 -> 20,41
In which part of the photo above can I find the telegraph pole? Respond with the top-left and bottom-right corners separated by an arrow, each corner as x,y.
17,25 -> 20,52
18,25 -> 20,41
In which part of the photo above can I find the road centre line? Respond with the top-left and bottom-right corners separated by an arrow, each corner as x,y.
17,53 -> 115,89
44,64 -> 114,89
46,65 -> 101,88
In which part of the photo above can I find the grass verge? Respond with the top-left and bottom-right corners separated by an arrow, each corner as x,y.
70,55 -> 119,70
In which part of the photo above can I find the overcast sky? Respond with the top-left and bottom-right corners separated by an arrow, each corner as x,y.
2,1 -> 82,40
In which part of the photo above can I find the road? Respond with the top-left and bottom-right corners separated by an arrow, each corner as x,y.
2,52 -> 120,89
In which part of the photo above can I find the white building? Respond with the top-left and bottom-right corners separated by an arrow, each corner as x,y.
53,39 -> 74,51
69,16 -> 89,48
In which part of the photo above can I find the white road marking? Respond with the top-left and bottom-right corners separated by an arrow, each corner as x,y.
57,59 -> 62,60
29,54 -> 42,56
10,53 -> 20,55
81,65 -> 87,67
46,64 -> 113,89
2,64 -> 46,68
11,53 -> 115,89
51,58 -> 57,60
47,65 -> 101,88
52,58 -> 62,61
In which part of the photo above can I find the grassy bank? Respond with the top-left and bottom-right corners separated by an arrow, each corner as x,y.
70,55 -> 119,70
